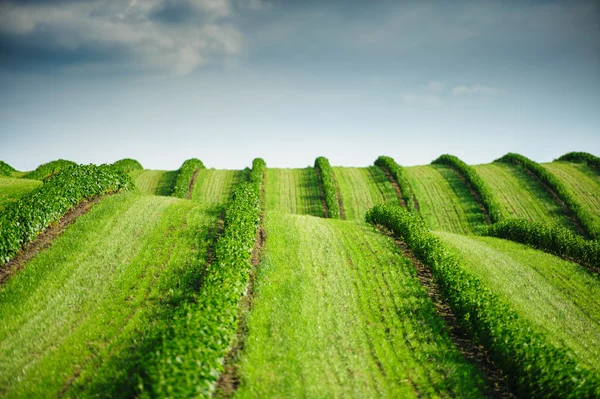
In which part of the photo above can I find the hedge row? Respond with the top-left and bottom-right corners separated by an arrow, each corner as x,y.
366,204 -> 600,398
147,165 -> 263,397
496,153 -> 597,239
432,154 -> 503,223
0,164 -> 133,265
249,158 -> 266,188
555,151 -> 600,172
485,219 -> 599,272
23,159 -> 77,180
314,156 -> 341,219
172,158 -> 205,198
111,158 -> 143,173
374,156 -> 418,212
0,161 -> 16,177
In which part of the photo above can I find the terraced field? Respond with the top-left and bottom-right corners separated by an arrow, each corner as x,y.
334,166 -> 399,220
0,176 -> 41,211
474,163 -> 576,231
405,164 -> 486,234
191,169 -> 246,204
264,168 -> 323,216
235,212 -> 485,398
129,169 -> 178,195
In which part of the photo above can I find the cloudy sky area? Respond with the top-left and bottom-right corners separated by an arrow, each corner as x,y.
0,0 -> 599,170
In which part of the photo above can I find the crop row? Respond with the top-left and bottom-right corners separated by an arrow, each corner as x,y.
172,158 -> 205,198
111,158 -> 143,173
314,156 -> 341,219
555,151 -> 600,172
366,204 -> 600,398
147,159 -> 263,397
374,156 -> 418,212
0,161 -> 16,177
0,164 -> 133,265
23,159 -> 77,180
432,154 -> 502,223
496,153 -> 597,239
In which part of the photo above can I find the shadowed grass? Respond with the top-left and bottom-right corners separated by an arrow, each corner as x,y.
191,169 -> 246,204
129,170 -> 177,196
265,168 -> 324,217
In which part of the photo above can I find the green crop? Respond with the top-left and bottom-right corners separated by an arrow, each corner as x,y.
366,204 -> 600,398
172,158 -> 205,198
111,158 -> 143,173
485,219 -> 599,271
555,151 -> 600,172
496,153 -> 597,238
374,156 -> 418,212
314,156 -> 341,218
23,159 -> 77,180
0,164 -> 133,265
0,161 -> 16,177
432,154 -> 502,223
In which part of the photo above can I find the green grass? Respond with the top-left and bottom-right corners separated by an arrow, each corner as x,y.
542,162 -> 600,236
191,169 -> 246,204
334,166 -> 399,220
436,232 -> 600,370
405,165 -> 486,234
0,192 -> 217,398
235,212 -> 485,398
0,176 -> 42,211
474,163 -> 576,231
264,168 -> 323,217
128,169 -> 177,195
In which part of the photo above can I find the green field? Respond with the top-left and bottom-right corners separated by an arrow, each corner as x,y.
334,166 -> 399,220
129,169 -> 178,195
235,212 -> 485,398
474,163 -> 576,231
0,176 -> 42,211
436,232 -> 600,370
405,165 -> 486,234
264,168 -> 323,216
191,169 -> 246,204
542,162 -> 600,235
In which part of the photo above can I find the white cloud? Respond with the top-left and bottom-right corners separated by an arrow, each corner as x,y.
451,85 -> 504,95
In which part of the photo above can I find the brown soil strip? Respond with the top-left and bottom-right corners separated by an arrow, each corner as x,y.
0,195 -> 105,286
314,166 -> 329,218
379,165 -> 406,207
185,169 -> 200,199
332,173 -> 346,220
380,229 -> 514,399
447,166 -> 492,225
215,172 -> 267,398
522,167 -> 588,237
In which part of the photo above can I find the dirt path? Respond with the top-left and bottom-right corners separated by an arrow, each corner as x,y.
185,169 -> 200,200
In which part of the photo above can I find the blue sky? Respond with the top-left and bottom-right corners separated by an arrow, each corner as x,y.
1,0 -> 599,170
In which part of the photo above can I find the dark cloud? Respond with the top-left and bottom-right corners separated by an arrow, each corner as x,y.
149,0 -> 199,24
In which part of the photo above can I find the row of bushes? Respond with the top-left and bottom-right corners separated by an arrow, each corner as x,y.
23,159 -> 77,180
366,204 -> 599,398
432,154 -> 503,223
496,153 -> 598,239
0,164 -> 133,265
147,160 -> 264,397
555,151 -> 600,171
0,161 -> 16,177
172,158 -> 205,198
374,156 -> 418,212
314,156 -> 341,219
111,158 -> 143,173
250,158 -> 266,189
485,219 -> 599,271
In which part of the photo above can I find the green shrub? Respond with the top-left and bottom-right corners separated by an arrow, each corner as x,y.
432,154 -> 502,223
250,158 -> 266,188
314,156 -> 341,219
485,219 -> 599,272
0,164 -> 133,265
23,159 -> 77,180
145,175 -> 263,397
112,158 -> 143,173
555,151 -> 600,171
374,156 -> 418,213
0,161 -> 16,177
496,153 -> 597,239
172,158 -> 205,198
366,204 -> 600,398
